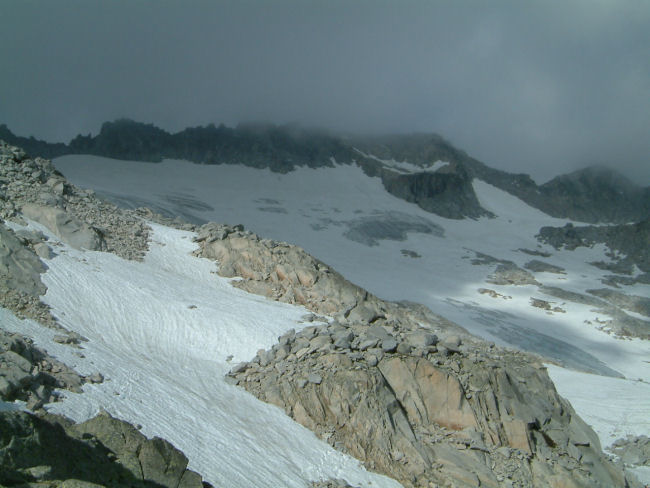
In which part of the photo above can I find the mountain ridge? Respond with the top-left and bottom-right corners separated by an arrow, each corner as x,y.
1,120 -> 648,223
1,140 -> 643,487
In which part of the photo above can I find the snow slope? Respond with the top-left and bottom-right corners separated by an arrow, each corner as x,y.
353,149 -> 450,174
52,154 -> 650,481
1,221 -> 400,488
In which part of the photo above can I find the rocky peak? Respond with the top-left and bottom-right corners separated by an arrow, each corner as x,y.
2,121 -> 648,223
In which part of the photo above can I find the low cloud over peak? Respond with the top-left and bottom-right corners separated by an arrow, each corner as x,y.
1,1 -> 649,184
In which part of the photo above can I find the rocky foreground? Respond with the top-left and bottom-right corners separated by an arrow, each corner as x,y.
0,410 -> 207,487
193,223 -> 641,487
0,141 -> 211,487
0,141 -> 644,487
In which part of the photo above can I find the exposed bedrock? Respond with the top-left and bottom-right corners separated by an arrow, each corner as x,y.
193,222 -> 637,487
21,203 -> 105,251
0,141 -> 151,261
0,410 -> 209,488
229,321 -> 633,488
0,329 -> 90,411
193,222 -> 389,321
0,219 -> 55,325
378,165 -> 493,220
537,219 -> 650,275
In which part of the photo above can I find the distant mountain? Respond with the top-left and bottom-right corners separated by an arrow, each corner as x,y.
536,167 -> 650,223
352,133 -> 650,224
72,119 -> 358,171
2,119 -> 648,223
0,124 -> 68,159
69,119 -> 173,162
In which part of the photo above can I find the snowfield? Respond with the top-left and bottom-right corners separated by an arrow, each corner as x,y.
35,154 -> 650,483
2,221 -> 401,488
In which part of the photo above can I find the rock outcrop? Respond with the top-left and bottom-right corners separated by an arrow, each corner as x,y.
537,219 -> 650,278
0,220 -> 46,296
354,133 -> 650,224
0,141 -> 150,261
228,318 -> 636,488
0,140 -> 153,325
0,410 -> 209,488
586,289 -> 650,318
610,435 -> 650,468
378,164 -> 493,220
21,203 -> 105,251
193,222 -> 387,320
0,329 -> 89,411
468,247 -> 649,340
193,221 -> 638,487
0,142 -> 210,488
534,167 -> 650,224
0,219 -> 54,325
1,139 -> 644,487
4,121 -> 648,223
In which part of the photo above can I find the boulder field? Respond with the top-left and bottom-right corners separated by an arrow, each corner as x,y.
194,222 -> 640,487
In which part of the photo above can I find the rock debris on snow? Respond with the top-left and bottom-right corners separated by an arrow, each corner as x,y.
1,141 -> 647,487
193,222 -> 642,487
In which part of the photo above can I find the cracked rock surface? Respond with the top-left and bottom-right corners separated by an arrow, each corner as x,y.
194,221 -> 639,487
0,410 -> 210,488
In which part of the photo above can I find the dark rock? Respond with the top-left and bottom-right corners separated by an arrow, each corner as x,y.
487,263 -> 540,286
21,203 -> 105,251
380,337 -> 398,353
380,165 -> 493,220
524,260 -> 566,274
6,123 -> 647,223
0,221 -> 46,296
0,410 -> 207,487
538,218 -> 650,274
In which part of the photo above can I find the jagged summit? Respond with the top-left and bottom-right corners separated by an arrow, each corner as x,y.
2,119 -> 648,223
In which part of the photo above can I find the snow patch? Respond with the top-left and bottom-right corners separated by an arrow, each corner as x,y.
52,154 -> 650,477
1,221 -> 400,488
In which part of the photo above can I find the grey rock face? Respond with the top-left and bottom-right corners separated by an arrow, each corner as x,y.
537,219 -> 650,275
0,329 -> 87,409
209,223 -> 635,488
0,220 -> 54,324
0,410 -> 209,488
0,141 -> 151,261
610,435 -> 650,467
379,165 -> 493,220
534,167 -> 650,224
21,203 -> 105,251
230,319 -> 633,488
0,221 -> 46,296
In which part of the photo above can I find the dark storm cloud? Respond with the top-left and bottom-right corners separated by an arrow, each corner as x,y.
1,0 -> 649,183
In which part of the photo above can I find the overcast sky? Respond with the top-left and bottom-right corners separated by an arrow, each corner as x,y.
1,1 -> 649,183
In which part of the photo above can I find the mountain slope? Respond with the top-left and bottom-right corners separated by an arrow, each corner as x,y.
2,142 -> 645,487
50,151 -> 650,474
536,167 -> 650,223
3,120 -> 648,223
353,132 -> 650,223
